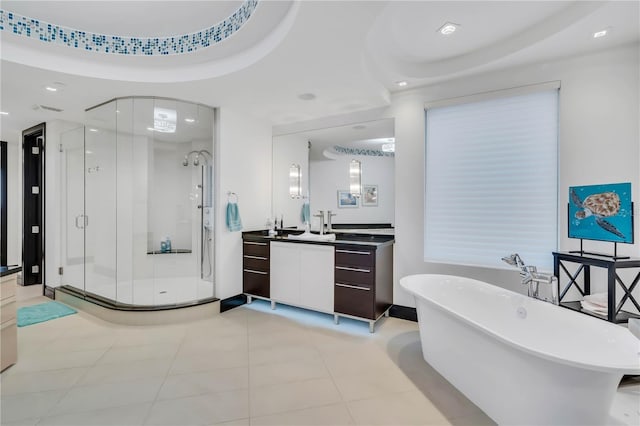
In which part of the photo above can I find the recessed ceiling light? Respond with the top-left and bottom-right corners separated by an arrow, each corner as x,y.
88,128 -> 98,132
184,118 -> 195,123
396,81 -> 408,87
45,86 -> 58,92
147,127 -> 155,132
297,93 -> 316,101
0,111 -> 8,115
593,29 -> 609,38
438,22 -> 460,35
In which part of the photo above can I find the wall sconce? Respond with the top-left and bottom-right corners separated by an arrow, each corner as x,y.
349,159 -> 362,197
289,163 -> 301,198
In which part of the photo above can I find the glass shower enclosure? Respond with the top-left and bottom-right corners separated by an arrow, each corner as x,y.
59,97 -> 215,307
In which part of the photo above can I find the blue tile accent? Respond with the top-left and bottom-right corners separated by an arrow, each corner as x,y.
333,146 -> 395,157
0,0 -> 258,56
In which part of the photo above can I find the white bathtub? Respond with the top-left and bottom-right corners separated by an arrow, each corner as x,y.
400,274 -> 640,426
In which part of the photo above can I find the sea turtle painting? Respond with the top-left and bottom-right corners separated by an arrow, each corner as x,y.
570,188 -> 625,239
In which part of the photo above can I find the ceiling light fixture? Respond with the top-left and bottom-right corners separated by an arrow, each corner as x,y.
0,111 -> 8,115
381,143 -> 395,153
153,107 -> 177,133
88,128 -> 98,132
184,118 -> 195,123
147,127 -> 155,132
45,86 -> 58,92
396,81 -> 408,87
438,22 -> 460,35
593,29 -> 609,38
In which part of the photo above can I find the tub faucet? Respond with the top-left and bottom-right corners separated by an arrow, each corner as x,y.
501,253 -> 559,305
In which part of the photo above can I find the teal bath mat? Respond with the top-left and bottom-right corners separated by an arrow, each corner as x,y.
17,302 -> 77,327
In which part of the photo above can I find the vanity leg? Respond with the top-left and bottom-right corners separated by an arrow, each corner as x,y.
271,300 -> 276,310
334,314 -> 339,325
369,321 -> 375,333
246,295 -> 252,304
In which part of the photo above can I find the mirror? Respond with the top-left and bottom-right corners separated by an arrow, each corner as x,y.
272,118 -> 395,230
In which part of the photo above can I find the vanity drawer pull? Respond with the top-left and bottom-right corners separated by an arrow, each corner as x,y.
336,249 -> 370,255
243,269 -> 268,275
244,242 -> 267,246
336,266 -> 370,273
244,255 -> 268,261
336,283 -> 371,291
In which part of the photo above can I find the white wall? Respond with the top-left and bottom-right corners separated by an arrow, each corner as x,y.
392,43 -> 640,307
272,133 -> 309,229
5,140 -> 21,266
309,155 -> 394,226
215,107 -> 272,300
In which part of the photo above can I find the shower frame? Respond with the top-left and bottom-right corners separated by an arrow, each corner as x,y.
57,96 -> 217,310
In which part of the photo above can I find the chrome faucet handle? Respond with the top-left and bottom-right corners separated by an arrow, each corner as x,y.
326,210 -> 336,233
313,210 -> 325,235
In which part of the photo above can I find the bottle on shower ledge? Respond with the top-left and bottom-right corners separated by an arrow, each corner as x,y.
165,236 -> 172,253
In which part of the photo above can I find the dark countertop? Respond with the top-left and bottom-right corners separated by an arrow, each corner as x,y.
242,230 -> 394,248
0,266 -> 22,278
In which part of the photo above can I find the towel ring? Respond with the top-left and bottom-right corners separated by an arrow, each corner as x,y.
227,191 -> 238,202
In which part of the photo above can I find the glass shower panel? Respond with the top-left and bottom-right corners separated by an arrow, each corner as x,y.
85,102 -> 117,301
59,127 -> 85,292
115,98 -> 134,304
149,98 -> 200,305
130,98 -> 156,305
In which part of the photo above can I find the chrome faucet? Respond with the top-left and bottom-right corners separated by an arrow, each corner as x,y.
326,210 -> 336,233
314,210 -> 325,235
501,253 -> 559,305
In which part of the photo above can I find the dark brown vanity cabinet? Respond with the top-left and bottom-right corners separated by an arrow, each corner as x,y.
242,240 -> 270,298
334,243 -> 393,321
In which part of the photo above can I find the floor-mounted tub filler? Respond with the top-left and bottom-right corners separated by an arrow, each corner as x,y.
400,274 -> 640,426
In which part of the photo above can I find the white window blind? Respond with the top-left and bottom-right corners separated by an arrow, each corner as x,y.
425,89 -> 558,270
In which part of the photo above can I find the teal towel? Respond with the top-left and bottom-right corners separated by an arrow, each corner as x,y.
226,202 -> 243,232
301,202 -> 310,223
17,302 -> 77,327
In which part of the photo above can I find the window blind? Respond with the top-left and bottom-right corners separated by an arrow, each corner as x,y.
425,89 -> 558,270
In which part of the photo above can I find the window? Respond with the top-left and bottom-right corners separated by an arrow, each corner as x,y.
425,87 -> 558,270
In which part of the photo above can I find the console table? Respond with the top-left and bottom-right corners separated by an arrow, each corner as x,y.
553,251 -> 640,323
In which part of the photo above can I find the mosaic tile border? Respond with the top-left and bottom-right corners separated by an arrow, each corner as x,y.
0,0 -> 258,56
333,145 -> 395,157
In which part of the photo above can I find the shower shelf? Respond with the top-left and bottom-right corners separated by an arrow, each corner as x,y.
146,249 -> 192,255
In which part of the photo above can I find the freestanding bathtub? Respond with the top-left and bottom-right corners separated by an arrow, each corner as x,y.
400,274 -> 640,426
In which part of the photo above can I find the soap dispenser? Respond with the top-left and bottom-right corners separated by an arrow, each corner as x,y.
165,236 -> 172,253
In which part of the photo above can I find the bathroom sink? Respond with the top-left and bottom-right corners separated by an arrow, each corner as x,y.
287,232 -> 336,242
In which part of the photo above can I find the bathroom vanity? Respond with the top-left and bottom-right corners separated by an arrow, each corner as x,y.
1,266 -> 20,371
242,230 -> 394,332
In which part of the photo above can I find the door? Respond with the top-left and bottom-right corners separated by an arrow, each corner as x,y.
59,127 -> 85,292
22,123 -> 45,286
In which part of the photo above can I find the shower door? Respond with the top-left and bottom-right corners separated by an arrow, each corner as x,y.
59,127 -> 85,292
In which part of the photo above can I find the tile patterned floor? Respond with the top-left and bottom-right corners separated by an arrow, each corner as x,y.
1,287 -> 638,426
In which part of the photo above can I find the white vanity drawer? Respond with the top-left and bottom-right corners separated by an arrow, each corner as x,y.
0,275 -> 17,301
1,319 -> 18,371
1,296 -> 16,325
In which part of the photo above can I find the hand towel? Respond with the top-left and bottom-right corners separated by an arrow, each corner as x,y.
301,201 -> 310,224
226,202 -> 243,232
584,292 -> 608,308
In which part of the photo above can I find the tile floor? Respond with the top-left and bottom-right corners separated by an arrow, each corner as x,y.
1,285 -> 638,426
